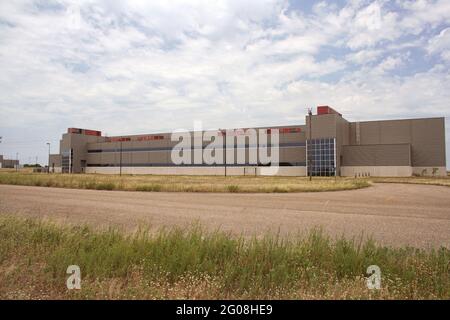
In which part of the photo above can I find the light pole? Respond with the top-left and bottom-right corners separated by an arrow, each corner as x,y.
219,129 -> 227,177
308,108 -> 313,181
47,142 -> 51,174
119,140 -> 123,176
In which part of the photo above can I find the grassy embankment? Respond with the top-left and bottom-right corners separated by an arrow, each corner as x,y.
0,171 -> 370,193
0,216 -> 448,299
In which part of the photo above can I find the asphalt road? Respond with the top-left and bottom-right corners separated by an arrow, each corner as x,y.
0,183 -> 449,248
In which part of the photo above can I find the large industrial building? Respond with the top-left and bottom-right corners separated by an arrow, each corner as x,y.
49,106 -> 447,177
0,155 -> 19,169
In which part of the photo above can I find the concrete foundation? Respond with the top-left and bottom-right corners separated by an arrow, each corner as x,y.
340,166 -> 413,177
85,166 -> 307,176
412,167 -> 447,177
52,167 -> 62,173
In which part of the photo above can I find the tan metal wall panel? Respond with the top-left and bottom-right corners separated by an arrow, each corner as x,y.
342,144 -> 411,166
349,123 -> 357,145
410,118 -> 446,166
359,121 -> 380,145
379,120 -> 411,144
49,154 -> 61,167
280,147 -> 306,163
376,144 -> 411,166
86,153 -> 102,164
335,115 -> 350,173
148,151 -> 170,164
307,114 -> 337,139
100,153 -> 117,164
343,145 -> 375,166
120,152 -> 132,164
279,132 -> 304,144
336,116 -> 350,146
87,142 -> 103,150
130,152 -> 150,163
353,118 -> 445,167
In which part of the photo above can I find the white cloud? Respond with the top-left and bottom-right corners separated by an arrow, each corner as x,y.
372,55 -> 405,74
346,49 -> 383,65
399,0 -> 450,34
427,27 -> 450,62
0,0 -> 449,166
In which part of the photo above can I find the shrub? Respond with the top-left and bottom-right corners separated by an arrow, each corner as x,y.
227,185 -> 239,192
95,182 -> 115,190
135,184 -> 162,192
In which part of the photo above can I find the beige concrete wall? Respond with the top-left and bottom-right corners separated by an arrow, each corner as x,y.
341,166 -> 412,177
258,166 -> 306,176
49,154 -> 61,167
86,166 -> 225,176
52,167 -> 62,173
411,166 -> 447,177
0,159 -> 19,168
86,166 -> 307,176
60,133 -> 103,173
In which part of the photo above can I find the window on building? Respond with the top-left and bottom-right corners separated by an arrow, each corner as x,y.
306,138 -> 336,176
61,149 -> 73,173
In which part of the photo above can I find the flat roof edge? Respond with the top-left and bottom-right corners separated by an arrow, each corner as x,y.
349,116 -> 445,124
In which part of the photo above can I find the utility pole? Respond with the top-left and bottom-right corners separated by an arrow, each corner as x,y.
308,108 -> 313,181
68,149 -> 72,174
220,129 -> 227,177
16,152 -> 19,172
47,142 -> 51,174
119,140 -> 123,176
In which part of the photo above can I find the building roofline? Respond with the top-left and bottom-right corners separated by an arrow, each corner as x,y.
348,116 -> 445,124
105,124 -> 306,138
343,143 -> 411,147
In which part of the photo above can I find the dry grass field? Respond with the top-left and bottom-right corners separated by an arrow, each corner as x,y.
0,171 -> 370,193
1,170 -> 449,194
0,216 -> 448,300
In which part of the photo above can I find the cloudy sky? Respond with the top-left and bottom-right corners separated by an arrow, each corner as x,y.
0,0 -> 449,167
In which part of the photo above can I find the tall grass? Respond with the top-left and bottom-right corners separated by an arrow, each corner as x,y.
0,216 -> 448,299
0,172 -> 371,193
